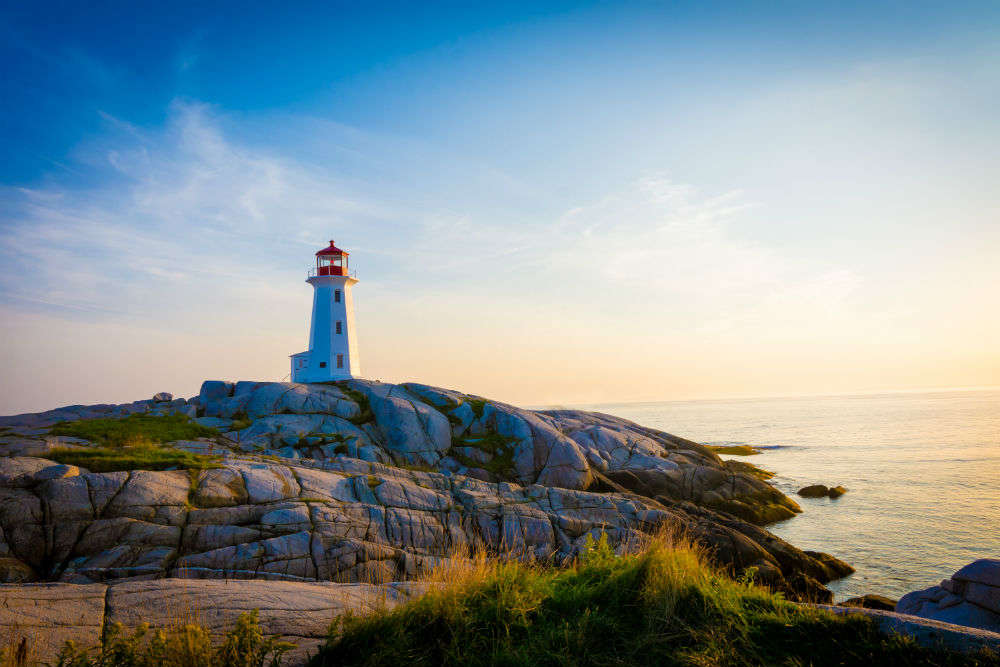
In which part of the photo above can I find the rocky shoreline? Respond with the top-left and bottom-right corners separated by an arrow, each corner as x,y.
0,380 -> 995,663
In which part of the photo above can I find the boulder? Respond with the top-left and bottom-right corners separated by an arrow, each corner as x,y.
797,484 -> 829,498
152,392 -> 173,403
827,485 -> 848,498
897,559 -> 1000,633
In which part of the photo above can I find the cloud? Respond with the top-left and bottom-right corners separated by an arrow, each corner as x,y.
3,102 -> 864,346
0,99 -> 884,412
0,102 -> 396,324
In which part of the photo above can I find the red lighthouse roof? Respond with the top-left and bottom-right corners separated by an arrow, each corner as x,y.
316,240 -> 349,256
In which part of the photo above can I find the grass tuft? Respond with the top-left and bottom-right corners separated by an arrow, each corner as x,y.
309,533 -> 999,667
49,414 -> 219,448
48,609 -> 293,667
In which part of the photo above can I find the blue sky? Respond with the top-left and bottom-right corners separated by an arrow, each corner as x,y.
2,1 -> 999,412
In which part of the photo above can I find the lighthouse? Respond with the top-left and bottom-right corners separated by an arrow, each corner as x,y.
290,240 -> 360,382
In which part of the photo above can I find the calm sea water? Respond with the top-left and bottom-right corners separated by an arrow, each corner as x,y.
570,389 -> 1000,601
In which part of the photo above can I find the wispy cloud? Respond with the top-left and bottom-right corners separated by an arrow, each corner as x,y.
1,102 -> 864,346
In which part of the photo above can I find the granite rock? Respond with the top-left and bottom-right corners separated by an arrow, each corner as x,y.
897,559 -> 1000,633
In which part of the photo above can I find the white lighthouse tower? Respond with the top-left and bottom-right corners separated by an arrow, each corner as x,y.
290,240 -> 360,382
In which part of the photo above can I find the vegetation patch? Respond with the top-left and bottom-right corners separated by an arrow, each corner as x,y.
336,384 -> 375,425
310,535 -> 998,667
465,398 -> 487,420
49,414 -> 219,447
449,432 -> 517,477
47,609 -> 292,667
229,411 -> 252,431
366,475 -> 383,489
709,444 -> 761,456
46,443 -> 221,473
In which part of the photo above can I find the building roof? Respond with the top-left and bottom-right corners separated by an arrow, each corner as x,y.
316,240 -> 349,256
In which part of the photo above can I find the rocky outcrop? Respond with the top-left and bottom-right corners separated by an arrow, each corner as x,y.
0,380 -> 849,602
1,381 -> 803,526
897,559 -> 1000,634
0,578 -> 427,665
797,484 -> 847,499
0,453 -> 843,601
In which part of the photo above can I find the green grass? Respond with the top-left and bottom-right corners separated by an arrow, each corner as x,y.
49,414 -> 219,447
44,609 -> 293,667
43,414 -> 223,473
46,444 -> 221,473
310,535 -> 999,667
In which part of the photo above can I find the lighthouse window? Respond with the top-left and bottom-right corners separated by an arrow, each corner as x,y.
334,290 -> 341,303
319,362 -> 327,368
337,354 -> 344,369
336,321 -> 342,334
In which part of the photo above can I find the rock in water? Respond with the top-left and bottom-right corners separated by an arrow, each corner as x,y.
897,559 -> 1000,633
827,485 -> 848,498
797,484 -> 829,498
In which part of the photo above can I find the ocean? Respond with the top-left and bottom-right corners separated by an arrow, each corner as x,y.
571,389 -> 1000,602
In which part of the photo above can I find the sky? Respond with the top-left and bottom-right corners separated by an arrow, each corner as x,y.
1,1 -> 999,413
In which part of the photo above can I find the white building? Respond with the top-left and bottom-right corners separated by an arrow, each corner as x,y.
290,240 -> 361,382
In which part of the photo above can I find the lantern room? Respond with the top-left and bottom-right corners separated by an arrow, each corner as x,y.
315,240 -> 349,276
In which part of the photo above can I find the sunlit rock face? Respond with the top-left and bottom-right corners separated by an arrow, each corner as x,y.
0,379 -> 839,602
